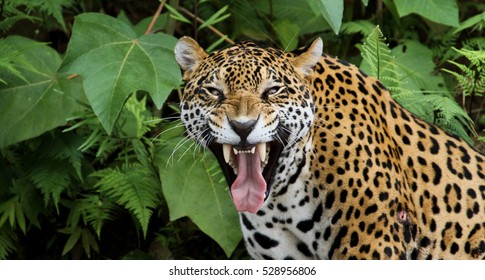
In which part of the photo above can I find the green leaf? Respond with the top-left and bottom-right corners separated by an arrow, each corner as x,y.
60,13 -> 182,135
341,20 -> 377,36
206,36 -> 229,53
393,93 -> 474,145
273,19 -> 300,51
306,0 -> 343,34
392,40 -> 446,93
62,226 -> 82,256
232,0 -> 270,41
165,4 -> 191,24
78,195 -> 117,237
32,0 -> 75,31
29,160 -> 71,212
14,203 -> 26,234
93,164 -> 160,238
155,137 -> 242,257
198,5 -> 230,30
235,0 -> 330,41
0,198 -> 16,229
361,0 -> 368,6
0,227 -> 17,260
453,12 -> 485,34
360,26 -> 400,88
0,36 -> 85,148
394,0 -> 459,27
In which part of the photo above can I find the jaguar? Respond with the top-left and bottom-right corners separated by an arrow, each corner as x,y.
174,36 -> 485,259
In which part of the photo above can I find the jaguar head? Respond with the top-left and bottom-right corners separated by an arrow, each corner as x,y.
174,37 -> 322,213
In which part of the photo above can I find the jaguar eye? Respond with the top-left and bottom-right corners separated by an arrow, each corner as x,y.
205,87 -> 223,97
263,86 -> 283,96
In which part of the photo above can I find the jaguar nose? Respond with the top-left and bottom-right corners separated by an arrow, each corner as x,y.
229,119 -> 257,143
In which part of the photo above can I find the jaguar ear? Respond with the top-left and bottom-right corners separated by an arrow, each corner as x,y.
174,36 -> 208,80
292,38 -> 323,77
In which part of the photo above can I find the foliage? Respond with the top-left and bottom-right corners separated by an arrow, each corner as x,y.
156,136 -> 241,257
60,13 -> 181,134
393,0 -> 459,27
361,26 -> 476,144
0,0 -> 484,260
443,47 -> 485,98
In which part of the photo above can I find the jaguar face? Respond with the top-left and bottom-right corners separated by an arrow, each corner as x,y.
175,37 -> 323,213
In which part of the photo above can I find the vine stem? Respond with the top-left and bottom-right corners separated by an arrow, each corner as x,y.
145,0 -> 167,34
179,7 -> 234,44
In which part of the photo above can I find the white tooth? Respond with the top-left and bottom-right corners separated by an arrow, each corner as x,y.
223,144 -> 232,163
257,143 -> 266,163
250,147 -> 255,154
233,147 -> 238,155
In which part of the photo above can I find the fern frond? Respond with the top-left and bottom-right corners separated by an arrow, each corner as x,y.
443,47 -> 485,97
0,147 -> 21,170
361,26 -> 401,87
30,0 -> 76,31
0,195 -> 27,234
453,47 -> 485,67
0,226 -> 17,260
462,37 -> 485,51
0,1 -> 40,33
394,92 -> 475,144
28,160 -> 71,212
35,132 -> 84,180
92,164 -> 161,237
119,95 -> 162,138
430,30 -> 459,64
78,195 -> 118,238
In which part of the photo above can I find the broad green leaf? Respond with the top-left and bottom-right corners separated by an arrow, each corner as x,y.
361,0 -> 368,5
392,40 -> 446,93
341,20 -> 376,36
155,138 -> 242,257
232,0 -> 270,41
382,0 -> 401,25
60,13 -> 181,135
234,0 -> 330,42
306,0 -> 343,34
394,0 -> 459,27
0,36 -> 85,148
273,19 -> 300,51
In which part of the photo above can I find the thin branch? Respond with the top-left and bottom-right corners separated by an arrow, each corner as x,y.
179,7 -> 234,44
145,0 -> 167,34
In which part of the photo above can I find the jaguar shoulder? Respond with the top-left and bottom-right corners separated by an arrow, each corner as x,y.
174,36 -> 485,259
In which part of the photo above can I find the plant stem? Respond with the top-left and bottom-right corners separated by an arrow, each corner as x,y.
145,0 -> 167,34
179,7 -> 234,44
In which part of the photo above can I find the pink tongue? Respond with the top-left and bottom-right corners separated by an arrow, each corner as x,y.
230,151 -> 266,213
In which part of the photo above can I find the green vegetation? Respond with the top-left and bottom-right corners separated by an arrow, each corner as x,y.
0,0 -> 484,259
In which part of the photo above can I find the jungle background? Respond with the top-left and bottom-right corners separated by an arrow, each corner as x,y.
0,0 -> 483,259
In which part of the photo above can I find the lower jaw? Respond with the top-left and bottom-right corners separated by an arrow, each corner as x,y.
209,141 -> 284,200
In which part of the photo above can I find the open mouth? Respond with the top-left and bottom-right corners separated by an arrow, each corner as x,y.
209,141 -> 283,213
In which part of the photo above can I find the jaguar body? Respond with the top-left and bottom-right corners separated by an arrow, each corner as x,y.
174,37 -> 485,259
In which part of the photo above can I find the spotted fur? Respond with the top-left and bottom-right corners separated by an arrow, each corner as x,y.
174,37 -> 485,259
